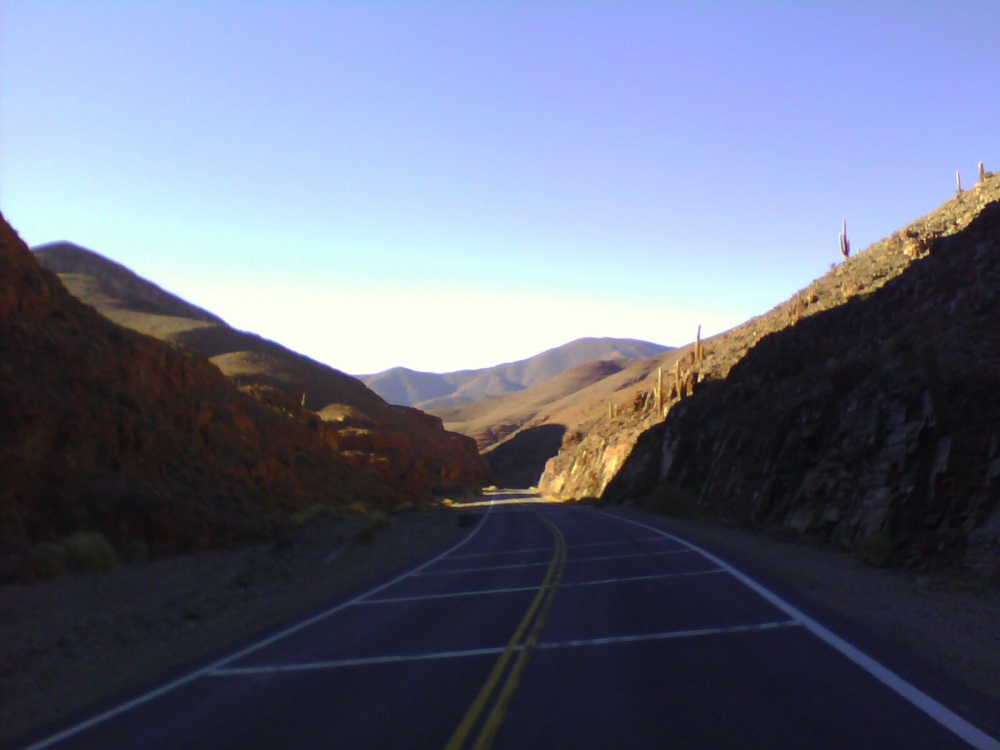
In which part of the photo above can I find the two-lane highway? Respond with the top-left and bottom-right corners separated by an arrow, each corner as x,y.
13,495 -> 1000,749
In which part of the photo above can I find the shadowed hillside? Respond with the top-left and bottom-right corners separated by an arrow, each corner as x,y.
429,359 -> 629,448
33,243 -> 491,500
2,217 -> 411,582
360,337 -> 669,409
547,173 -> 1000,578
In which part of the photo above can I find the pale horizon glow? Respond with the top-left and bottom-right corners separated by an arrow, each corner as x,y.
2,1 -> 998,374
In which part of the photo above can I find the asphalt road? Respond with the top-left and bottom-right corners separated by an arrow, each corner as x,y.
13,495 -> 1000,750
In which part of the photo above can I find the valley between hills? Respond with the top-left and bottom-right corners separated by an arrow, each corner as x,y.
3,174 -> 1000,745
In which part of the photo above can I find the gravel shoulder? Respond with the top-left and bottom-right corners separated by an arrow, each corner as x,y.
0,508 -> 471,746
602,506 -> 1000,709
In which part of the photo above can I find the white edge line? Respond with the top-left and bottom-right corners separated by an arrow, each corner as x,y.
595,509 -> 1000,750
16,503 -> 496,750
206,620 -> 799,675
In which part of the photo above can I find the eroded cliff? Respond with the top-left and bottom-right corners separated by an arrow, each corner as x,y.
0,215 -> 481,580
599,186 -> 1000,578
543,175 -> 1000,577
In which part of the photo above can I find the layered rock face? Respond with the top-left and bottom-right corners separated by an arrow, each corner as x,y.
0,215 -> 479,580
603,196 -> 1000,578
33,242 -> 492,501
542,175 -> 1000,510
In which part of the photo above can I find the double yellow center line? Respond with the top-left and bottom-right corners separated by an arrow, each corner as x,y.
444,511 -> 567,750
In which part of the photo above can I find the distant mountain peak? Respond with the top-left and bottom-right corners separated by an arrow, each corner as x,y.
33,241 -> 227,326
360,337 -> 671,408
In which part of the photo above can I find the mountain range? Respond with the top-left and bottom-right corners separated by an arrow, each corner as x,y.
30,242 -> 491,511
358,337 -> 669,410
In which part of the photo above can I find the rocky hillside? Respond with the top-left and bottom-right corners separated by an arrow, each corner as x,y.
547,174 -> 1000,578
431,359 -> 629,449
1,215 -> 413,581
34,243 -> 491,499
361,337 -> 669,409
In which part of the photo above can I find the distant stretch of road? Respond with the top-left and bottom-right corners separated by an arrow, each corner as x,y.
13,495 -> 1000,749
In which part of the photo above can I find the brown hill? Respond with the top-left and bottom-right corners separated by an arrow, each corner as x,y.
430,359 -> 629,448
360,337 -> 669,409
1,215 -> 408,582
545,172 -> 1000,578
33,243 -> 491,498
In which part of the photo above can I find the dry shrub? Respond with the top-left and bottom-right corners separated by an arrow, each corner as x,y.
369,512 -> 393,532
292,504 -> 345,526
28,542 -> 67,580
63,531 -> 119,572
855,533 -> 896,567
357,512 -> 393,544
643,481 -> 698,519
124,539 -> 150,563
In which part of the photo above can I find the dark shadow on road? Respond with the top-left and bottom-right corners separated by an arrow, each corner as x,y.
483,424 -> 566,489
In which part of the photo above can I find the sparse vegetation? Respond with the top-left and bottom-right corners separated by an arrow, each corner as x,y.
124,539 -> 150,563
345,501 -> 369,516
63,531 -> 120,572
357,511 -> 394,544
291,504 -> 345,526
27,542 -> 68,580
855,532 -> 896,567
643,481 -> 698,519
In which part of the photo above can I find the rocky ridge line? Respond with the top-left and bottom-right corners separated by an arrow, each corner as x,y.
540,174 -> 1000,515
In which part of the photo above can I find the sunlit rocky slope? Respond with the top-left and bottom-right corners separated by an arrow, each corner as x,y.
0,225 -> 490,581
543,173 -> 1000,577
33,243 -> 491,501
1,216 -> 409,581
361,337 -> 668,410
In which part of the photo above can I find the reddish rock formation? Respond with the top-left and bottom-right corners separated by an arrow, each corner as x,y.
33,242 -> 492,503
0,214 -> 484,581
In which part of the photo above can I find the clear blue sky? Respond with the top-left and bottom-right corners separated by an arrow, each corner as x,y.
2,1 -> 997,374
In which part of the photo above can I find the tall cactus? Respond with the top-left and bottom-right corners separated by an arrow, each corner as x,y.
839,219 -> 850,260
956,170 -> 963,195
980,162 -> 987,184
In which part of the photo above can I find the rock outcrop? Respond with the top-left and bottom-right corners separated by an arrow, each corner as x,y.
542,175 -> 1000,507
597,183 -> 1000,578
1,215 -> 483,581
33,242 -> 492,502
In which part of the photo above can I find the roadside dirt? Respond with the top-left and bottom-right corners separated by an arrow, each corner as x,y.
602,505 -> 1000,706
0,507 -> 470,745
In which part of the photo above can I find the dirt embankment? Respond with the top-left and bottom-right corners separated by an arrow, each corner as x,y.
602,180 -> 1000,579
